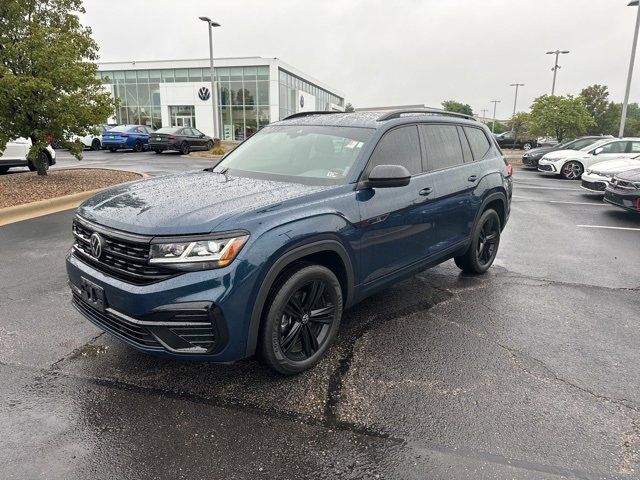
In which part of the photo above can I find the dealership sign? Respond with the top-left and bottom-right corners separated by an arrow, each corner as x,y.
198,86 -> 211,101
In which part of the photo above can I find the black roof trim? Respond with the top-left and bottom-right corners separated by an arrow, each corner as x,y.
377,108 -> 477,122
283,111 -> 344,121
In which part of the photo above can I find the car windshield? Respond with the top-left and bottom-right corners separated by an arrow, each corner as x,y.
156,128 -> 181,134
214,125 -> 374,185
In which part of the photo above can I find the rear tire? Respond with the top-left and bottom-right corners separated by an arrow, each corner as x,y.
27,151 -> 50,172
154,150 -> 162,154
258,264 -> 343,375
109,147 -> 117,152
0,166 -> 10,174
91,138 -> 101,151
133,140 -> 143,153
454,209 -> 501,274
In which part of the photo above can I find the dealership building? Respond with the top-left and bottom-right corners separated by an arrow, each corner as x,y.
97,57 -> 345,140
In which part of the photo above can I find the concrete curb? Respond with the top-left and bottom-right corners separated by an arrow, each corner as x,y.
0,169 -> 148,226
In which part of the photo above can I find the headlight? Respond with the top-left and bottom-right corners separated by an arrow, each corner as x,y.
149,232 -> 249,268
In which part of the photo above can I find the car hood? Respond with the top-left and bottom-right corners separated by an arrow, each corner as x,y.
589,158 -> 640,174
524,146 -> 555,156
542,149 -> 590,160
77,171 -> 334,235
616,168 -> 640,182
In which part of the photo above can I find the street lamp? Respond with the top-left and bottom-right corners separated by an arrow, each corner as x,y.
619,0 -> 640,137
546,50 -> 570,95
509,83 -> 524,117
490,100 -> 501,133
199,16 -> 221,139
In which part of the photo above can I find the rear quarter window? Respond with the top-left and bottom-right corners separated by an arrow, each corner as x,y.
464,127 -> 492,161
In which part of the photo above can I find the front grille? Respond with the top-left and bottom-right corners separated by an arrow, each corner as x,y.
72,217 -> 178,285
522,157 -> 538,166
72,293 -> 162,349
538,164 -> 553,171
581,179 -> 606,191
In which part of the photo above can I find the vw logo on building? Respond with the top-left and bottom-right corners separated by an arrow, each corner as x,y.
89,232 -> 103,259
300,94 -> 305,108
198,86 -> 211,101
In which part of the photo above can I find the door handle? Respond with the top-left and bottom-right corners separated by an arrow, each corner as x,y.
419,187 -> 433,196
468,175 -> 478,182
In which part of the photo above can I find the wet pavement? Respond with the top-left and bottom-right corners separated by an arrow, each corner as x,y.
1,165 -> 640,479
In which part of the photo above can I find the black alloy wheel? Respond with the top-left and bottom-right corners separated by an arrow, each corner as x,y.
454,209 -> 501,274
91,138 -> 101,151
207,140 -> 214,150
109,147 -> 117,152
180,142 -> 190,154
133,140 -> 143,153
27,151 -> 50,172
259,264 -> 343,375
0,166 -> 10,174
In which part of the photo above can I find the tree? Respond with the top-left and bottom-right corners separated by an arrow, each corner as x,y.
442,100 -> 473,116
344,102 -> 355,113
485,121 -> 508,134
579,84 -> 610,134
507,112 -> 531,143
0,0 -> 114,175
528,95 -> 594,142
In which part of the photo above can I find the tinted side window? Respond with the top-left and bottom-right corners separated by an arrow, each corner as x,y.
600,141 -> 626,154
366,126 -> 422,176
457,126 -> 473,163
192,128 -> 204,136
420,125 -> 464,170
573,138 -> 598,150
183,128 -> 194,136
629,141 -> 640,153
464,127 -> 492,161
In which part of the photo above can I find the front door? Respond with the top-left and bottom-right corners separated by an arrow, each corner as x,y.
357,125 -> 437,285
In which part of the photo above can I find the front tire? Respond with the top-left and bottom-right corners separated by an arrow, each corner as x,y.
91,138 -> 101,151
109,147 -> 117,152
0,166 -> 10,174
27,151 -> 50,172
454,209 -> 501,274
561,161 -> 583,180
523,142 -> 532,150
180,142 -> 190,154
258,264 -> 343,375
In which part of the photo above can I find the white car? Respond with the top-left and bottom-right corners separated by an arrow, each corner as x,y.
0,138 -> 56,174
580,156 -> 640,194
538,137 -> 640,179
70,124 -> 110,151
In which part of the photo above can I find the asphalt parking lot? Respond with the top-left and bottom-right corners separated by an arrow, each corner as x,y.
1,158 -> 639,479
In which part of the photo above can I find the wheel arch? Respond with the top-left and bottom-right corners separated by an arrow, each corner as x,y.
245,239 -> 354,357
475,191 -> 508,232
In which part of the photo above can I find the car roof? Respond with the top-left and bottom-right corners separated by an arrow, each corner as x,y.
274,110 -> 483,130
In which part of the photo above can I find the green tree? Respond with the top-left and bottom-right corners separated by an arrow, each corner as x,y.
485,121 -> 508,134
0,0 -> 114,175
579,84 -> 610,134
507,112 -> 531,142
442,100 -> 473,116
528,95 -> 594,142
344,102 -> 355,113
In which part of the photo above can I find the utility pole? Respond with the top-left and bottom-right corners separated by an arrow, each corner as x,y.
620,0 -> 640,137
490,100 -> 501,133
509,83 -> 524,117
480,109 -> 488,123
546,50 -> 570,95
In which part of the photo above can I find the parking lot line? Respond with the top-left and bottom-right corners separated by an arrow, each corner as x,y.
576,225 -> 640,232
513,195 -> 607,206
514,185 -> 582,191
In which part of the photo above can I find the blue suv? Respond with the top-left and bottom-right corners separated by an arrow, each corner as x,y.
67,110 -> 512,374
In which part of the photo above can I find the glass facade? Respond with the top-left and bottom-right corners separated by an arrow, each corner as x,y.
278,68 -> 344,120
98,63 -> 344,139
169,105 -> 196,127
99,66 -> 271,138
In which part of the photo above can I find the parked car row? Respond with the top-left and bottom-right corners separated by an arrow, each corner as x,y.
0,138 -> 57,174
101,124 -> 213,154
522,135 -> 640,213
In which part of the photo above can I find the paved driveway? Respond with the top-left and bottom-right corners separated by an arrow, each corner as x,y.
1,166 -> 639,479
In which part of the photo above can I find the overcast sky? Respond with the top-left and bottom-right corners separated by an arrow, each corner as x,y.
83,0 -> 639,117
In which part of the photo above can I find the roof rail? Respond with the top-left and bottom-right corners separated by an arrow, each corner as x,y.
283,111 -> 343,121
377,108 -> 477,122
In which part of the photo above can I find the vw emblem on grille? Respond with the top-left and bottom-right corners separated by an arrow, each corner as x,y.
198,86 -> 211,101
89,232 -> 103,259
300,94 -> 305,108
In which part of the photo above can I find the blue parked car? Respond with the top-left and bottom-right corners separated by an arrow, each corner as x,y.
102,124 -> 154,152
67,109 -> 512,374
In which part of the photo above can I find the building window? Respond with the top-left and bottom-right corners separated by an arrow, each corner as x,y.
169,105 -> 196,128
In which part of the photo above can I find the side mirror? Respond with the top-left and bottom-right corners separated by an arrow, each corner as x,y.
365,164 -> 411,188
593,147 -> 604,155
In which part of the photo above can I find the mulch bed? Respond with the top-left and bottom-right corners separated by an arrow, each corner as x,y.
0,168 -> 142,209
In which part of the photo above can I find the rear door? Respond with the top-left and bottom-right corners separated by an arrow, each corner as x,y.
356,125 -> 437,284
0,137 -> 31,161
418,123 -> 482,253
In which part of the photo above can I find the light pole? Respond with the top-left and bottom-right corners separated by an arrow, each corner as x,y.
199,16 -> 221,139
619,0 -> 640,137
546,50 -> 570,95
490,100 -> 501,133
509,83 -> 524,117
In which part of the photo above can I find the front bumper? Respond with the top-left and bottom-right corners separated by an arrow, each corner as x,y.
537,162 -> 559,175
522,156 -> 541,168
603,188 -> 640,212
580,173 -> 609,194
66,252 -> 249,362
